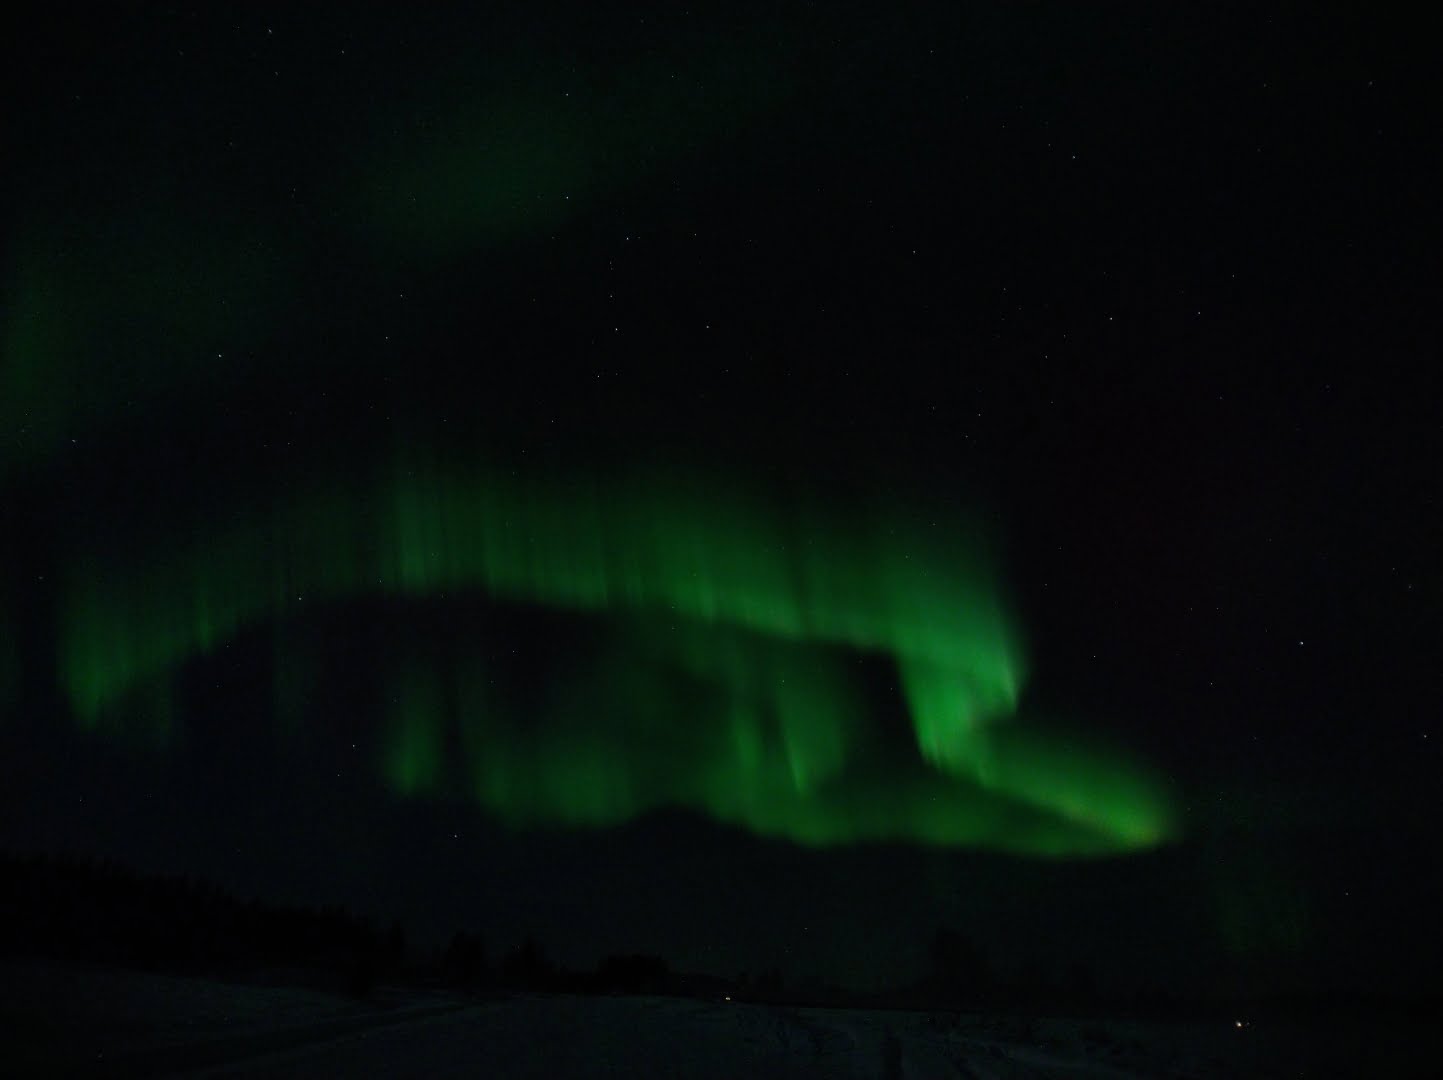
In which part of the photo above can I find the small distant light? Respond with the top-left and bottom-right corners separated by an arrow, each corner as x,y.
724,995 -> 731,1002
1235,1020 -> 1245,1029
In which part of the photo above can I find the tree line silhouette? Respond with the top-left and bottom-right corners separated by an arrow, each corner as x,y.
11,848 -> 1357,1020
0,851 -> 689,1000
1,851 -> 404,997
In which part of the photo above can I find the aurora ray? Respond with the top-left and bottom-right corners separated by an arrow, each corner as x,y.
54,446 -> 1175,854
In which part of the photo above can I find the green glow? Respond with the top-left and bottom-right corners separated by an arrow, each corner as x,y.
353,38 -> 789,258
1,207 -> 292,472
60,455 -> 1022,734
54,449 -> 1175,854
377,620 -> 1159,855
2,35 -> 787,473
1,247 -> 76,469
385,657 -> 447,796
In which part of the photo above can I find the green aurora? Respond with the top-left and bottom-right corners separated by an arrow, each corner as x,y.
0,27 -> 791,473
6,24 -> 1173,856
53,448 -> 1176,855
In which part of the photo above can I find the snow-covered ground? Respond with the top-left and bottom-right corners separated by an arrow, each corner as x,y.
188,996 -> 1442,1078
0,962 -> 458,1075
4,965 -> 1435,1078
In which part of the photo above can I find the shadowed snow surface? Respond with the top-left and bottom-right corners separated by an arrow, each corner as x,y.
5,967 -> 1437,1078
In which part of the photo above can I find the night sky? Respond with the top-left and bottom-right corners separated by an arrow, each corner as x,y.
3,3 -> 1438,1000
